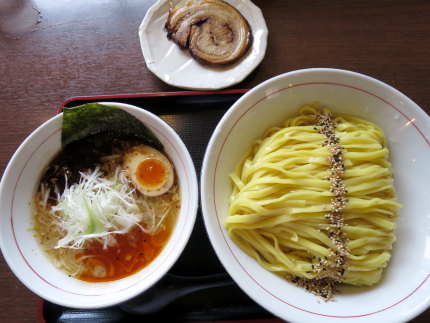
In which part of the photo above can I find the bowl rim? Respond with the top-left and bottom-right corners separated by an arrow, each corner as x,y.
0,102 -> 199,308
200,67 -> 430,323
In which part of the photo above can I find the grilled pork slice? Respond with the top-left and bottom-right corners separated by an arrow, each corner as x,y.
165,0 -> 253,66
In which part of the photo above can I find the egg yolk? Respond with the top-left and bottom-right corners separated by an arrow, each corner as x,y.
136,158 -> 167,190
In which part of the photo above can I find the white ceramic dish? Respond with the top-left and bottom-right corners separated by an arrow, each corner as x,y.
201,68 -> 430,323
0,102 -> 198,308
139,0 -> 268,90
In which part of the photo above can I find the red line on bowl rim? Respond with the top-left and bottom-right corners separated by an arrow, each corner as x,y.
212,81 -> 430,318
10,123 -> 195,300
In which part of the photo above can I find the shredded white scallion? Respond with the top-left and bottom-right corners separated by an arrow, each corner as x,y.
51,166 -> 144,250
40,183 -> 51,210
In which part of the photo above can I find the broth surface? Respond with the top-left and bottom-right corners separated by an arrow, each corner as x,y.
33,136 -> 179,281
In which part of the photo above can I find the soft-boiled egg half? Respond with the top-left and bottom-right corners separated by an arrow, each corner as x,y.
123,145 -> 174,196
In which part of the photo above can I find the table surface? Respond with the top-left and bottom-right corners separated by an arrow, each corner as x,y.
1,0 -> 429,322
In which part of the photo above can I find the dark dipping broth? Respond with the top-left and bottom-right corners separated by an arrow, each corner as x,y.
32,136 -> 180,282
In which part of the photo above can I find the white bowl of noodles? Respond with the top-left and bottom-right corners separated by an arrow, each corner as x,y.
201,68 -> 430,323
0,102 -> 198,308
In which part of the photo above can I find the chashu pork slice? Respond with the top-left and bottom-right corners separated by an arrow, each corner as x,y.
165,0 -> 253,66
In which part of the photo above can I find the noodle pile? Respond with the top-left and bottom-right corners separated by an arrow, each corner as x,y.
227,104 -> 401,299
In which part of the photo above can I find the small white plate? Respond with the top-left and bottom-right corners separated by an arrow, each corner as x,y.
138,0 -> 268,90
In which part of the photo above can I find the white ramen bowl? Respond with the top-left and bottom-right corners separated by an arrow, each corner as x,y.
0,102 -> 198,308
201,68 -> 430,323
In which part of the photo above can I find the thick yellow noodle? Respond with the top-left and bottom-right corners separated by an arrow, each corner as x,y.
227,104 -> 401,287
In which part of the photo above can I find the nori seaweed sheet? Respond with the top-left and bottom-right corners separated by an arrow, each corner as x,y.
61,103 -> 163,150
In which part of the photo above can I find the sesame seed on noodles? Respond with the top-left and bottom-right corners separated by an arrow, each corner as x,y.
287,111 -> 349,301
